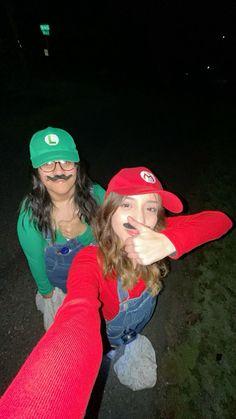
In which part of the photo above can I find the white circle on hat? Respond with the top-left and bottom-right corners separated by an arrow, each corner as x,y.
44,134 -> 59,146
140,170 -> 156,184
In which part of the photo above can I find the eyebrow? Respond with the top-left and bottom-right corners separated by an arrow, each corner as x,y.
124,197 -> 159,204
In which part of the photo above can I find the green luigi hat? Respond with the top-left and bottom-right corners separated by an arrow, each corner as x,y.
30,127 -> 80,168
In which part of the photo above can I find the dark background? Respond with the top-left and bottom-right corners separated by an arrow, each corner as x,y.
1,0 -> 236,86
0,1 -> 235,418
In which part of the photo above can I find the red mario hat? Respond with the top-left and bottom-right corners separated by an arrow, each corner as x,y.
105,167 -> 183,213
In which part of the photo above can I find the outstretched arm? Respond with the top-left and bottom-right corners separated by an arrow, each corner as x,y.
124,211 -> 233,265
0,289 -> 102,418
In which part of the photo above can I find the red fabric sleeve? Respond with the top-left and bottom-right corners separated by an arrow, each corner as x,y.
64,246 -> 102,303
0,261 -> 103,418
164,211 -> 233,259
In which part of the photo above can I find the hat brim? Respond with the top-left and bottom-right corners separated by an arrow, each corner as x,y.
157,190 -> 183,213
31,150 -> 80,168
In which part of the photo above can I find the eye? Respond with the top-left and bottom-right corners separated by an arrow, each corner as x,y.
147,206 -> 158,213
121,201 -> 131,208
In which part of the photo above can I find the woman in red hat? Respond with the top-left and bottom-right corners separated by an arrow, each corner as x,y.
1,167 -> 232,418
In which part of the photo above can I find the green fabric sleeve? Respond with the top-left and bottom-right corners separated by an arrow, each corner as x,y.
17,205 -> 54,295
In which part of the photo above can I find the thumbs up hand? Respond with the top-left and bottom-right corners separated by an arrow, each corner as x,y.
124,216 -> 176,265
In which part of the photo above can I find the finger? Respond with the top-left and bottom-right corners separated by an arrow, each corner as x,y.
125,247 -> 138,257
125,236 -> 145,249
124,242 -> 140,256
127,216 -> 150,232
124,236 -> 136,246
126,253 -> 143,265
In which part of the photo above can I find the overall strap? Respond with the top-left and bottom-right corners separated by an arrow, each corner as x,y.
117,277 -> 129,302
44,229 -> 52,243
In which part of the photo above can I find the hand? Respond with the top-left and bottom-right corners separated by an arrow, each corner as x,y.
124,216 -> 176,265
58,216 -> 86,239
42,290 -> 54,299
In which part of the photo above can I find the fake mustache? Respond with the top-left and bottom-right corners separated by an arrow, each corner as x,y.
47,174 -> 73,182
123,222 -> 136,230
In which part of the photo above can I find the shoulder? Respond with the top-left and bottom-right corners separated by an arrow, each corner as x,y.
18,197 -> 33,222
17,199 -> 39,236
17,200 -> 31,229
18,198 -> 28,215
91,183 -> 105,205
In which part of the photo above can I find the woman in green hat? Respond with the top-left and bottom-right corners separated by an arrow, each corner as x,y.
18,127 -> 105,328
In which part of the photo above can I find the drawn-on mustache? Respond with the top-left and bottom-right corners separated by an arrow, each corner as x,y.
123,222 -> 136,230
47,174 -> 73,182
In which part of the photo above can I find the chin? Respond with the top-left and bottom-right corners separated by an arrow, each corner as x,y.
52,185 -> 72,194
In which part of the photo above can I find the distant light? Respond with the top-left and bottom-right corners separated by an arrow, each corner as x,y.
206,66 -> 210,70
222,35 -> 226,39
44,49 -> 49,56
17,39 -> 22,48
40,24 -> 50,36
185,72 -> 189,76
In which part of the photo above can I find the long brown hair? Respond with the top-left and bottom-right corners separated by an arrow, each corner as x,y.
21,162 -> 99,241
93,192 -> 169,296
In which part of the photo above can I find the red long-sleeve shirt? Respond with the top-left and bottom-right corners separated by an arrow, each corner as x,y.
0,211 -> 232,419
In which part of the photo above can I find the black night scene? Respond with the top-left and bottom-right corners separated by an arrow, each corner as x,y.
0,1 -> 235,418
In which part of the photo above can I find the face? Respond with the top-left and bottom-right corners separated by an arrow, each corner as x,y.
111,193 -> 160,245
38,161 -> 77,198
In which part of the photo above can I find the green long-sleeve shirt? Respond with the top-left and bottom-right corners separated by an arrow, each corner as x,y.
17,184 -> 105,295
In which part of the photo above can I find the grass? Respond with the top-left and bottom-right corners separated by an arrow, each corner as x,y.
157,144 -> 236,419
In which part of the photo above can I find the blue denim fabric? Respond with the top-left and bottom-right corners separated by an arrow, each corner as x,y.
45,238 -> 85,293
106,277 -> 157,347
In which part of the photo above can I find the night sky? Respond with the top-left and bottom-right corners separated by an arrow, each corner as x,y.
1,0 -> 236,83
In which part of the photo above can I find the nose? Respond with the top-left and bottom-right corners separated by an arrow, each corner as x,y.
132,207 -> 145,225
52,162 -> 65,174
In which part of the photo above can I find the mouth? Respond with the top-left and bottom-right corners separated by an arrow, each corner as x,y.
123,222 -> 139,236
127,230 -> 138,237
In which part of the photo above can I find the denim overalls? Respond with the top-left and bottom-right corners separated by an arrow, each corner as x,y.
106,277 -> 157,347
45,237 -> 85,293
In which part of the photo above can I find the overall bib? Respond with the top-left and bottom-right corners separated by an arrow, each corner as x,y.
106,277 -> 157,347
45,237 -> 85,293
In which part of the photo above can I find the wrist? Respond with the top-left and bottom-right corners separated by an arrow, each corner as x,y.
42,289 -> 54,299
160,233 -> 176,257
